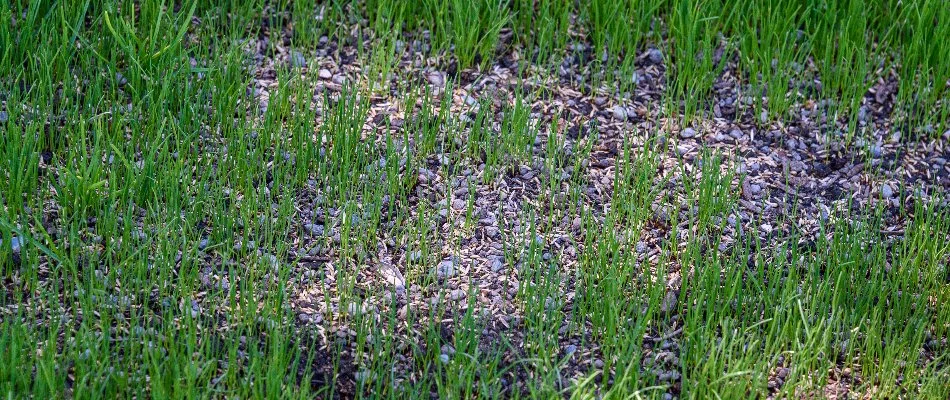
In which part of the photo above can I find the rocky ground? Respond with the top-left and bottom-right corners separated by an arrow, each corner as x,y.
233,29 -> 950,397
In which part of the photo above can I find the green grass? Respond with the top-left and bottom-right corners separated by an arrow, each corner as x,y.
2,1 -> 949,399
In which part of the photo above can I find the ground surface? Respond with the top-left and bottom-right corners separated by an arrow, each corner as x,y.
2,1 -> 950,399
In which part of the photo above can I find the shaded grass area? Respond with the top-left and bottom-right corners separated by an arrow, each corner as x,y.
1,1 -> 949,399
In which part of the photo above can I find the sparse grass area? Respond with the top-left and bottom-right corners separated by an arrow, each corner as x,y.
2,1 -> 949,399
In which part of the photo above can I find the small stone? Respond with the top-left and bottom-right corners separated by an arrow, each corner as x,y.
290,51 -> 307,68
261,253 -> 279,270
490,257 -> 504,272
564,344 -> 577,356
636,241 -> 648,253
680,127 -> 697,138
777,367 -> 790,379
645,48 -> 663,65
571,217 -> 582,231
871,144 -> 882,158
198,238 -> 209,250
11,237 -> 20,253
0,111 -> 7,123
660,290 -> 678,313
593,359 -> 605,368
658,370 -> 681,382
304,223 -> 325,236
611,105 -> 627,121
881,183 -> 894,198
427,72 -> 444,86
318,69 -> 332,79
439,354 -> 450,363
436,258 -> 455,278
451,198 -> 466,210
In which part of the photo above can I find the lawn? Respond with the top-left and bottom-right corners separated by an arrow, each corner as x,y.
1,1 -> 949,398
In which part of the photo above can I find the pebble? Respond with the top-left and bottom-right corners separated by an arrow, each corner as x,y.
290,51 -> 307,68
427,72 -> 444,86
658,370 -> 681,382
660,290 -> 678,313
645,48 -> 663,65
2,237 -> 20,254
593,359 -> 605,368
304,223 -> 325,236
881,183 -> 894,198
571,217 -> 582,231
318,69 -> 332,79
436,258 -> 455,278
0,111 -> 7,123
871,144 -> 882,158
611,105 -> 627,121
564,344 -> 577,356
635,241 -> 648,253
490,256 -> 504,272
198,238 -> 209,250
680,127 -> 696,138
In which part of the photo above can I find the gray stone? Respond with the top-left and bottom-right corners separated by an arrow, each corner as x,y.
881,183 -> 894,198
304,223 -> 325,236
635,241 -> 648,253
436,258 -> 455,278
427,72 -> 444,86
490,256 -> 504,272
290,51 -> 307,68
2,237 -> 20,254
564,344 -> 577,356
318,69 -> 332,79
680,127 -> 696,138
645,48 -> 663,65
611,105 -> 627,121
